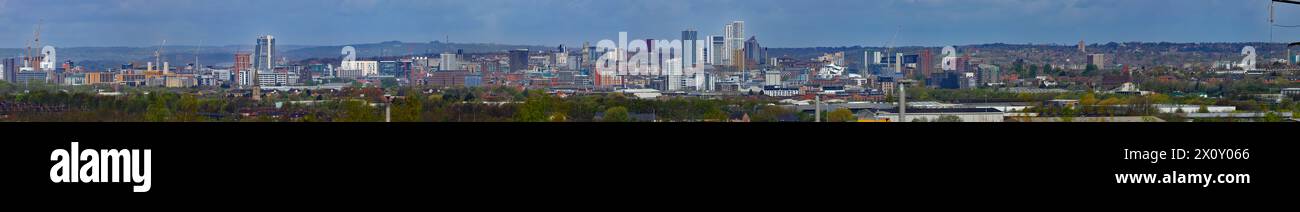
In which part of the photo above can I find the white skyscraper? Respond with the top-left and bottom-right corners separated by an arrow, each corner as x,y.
709,36 -> 725,66
440,53 -> 460,71
254,35 -> 275,72
864,50 -> 873,75
723,21 -> 744,66
252,35 -> 275,89
682,29 -> 698,70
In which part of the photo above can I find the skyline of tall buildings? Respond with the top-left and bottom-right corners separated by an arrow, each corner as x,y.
0,18 -> 1288,99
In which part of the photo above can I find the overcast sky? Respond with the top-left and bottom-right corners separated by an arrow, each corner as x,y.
0,0 -> 1297,48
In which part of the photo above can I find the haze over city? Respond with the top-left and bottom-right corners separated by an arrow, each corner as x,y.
1,0 -> 1297,48
0,0 -> 1298,123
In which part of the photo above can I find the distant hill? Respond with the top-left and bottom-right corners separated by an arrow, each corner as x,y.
282,41 -> 547,61
0,41 -> 547,70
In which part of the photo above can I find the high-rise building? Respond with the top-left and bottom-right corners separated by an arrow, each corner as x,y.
233,52 -> 252,85
253,35 -> 275,87
379,61 -> 401,77
977,64 -> 1001,86
582,42 -> 597,67
440,53 -> 461,71
509,49 -> 530,72
234,52 -> 252,71
865,51 -> 873,76
1087,54 -> 1105,68
744,36 -> 764,65
340,61 -> 378,77
695,72 -> 713,91
710,36 -> 725,66
2,57 -> 15,82
723,21 -> 745,66
764,70 -> 781,86
919,49 -> 933,78
682,29 -> 698,69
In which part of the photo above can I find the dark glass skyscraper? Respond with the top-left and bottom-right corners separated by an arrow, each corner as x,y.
744,36 -> 764,65
509,49 -> 529,72
2,57 -> 16,83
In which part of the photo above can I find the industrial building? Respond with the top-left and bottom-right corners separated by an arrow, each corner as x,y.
870,108 -> 1006,122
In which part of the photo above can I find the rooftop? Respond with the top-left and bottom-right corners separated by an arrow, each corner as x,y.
874,108 -> 1003,114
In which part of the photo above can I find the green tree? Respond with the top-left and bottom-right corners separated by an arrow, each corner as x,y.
827,108 -> 856,122
144,95 -> 172,122
392,97 -> 424,122
1262,112 -> 1283,122
380,78 -> 399,90
603,106 -> 630,122
703,108 -> 729,122
1059,107 -> 1078,122
549,111 -> 568,122
1080,92 -> 1098,114
175,94 -> 200,122
752,106 -> 791,122
515,90 -> 563,122
340,100 -> 379,122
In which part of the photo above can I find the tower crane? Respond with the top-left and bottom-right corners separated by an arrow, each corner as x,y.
25,20 -> 42,69
155,40 -> 167,74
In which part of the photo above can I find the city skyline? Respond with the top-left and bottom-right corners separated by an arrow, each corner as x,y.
1,0 -> 1298,48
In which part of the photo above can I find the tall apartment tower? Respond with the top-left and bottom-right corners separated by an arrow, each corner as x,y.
253,35 -> 276,84
1087,54 -> 1105,68
234,52 -> 252,86
681,29 -> 698,70
2,57 -> 15,82
251,35 -> 274,100
723,21 -> 744,66
710,36 -> 725,66
509,49 -> 530,72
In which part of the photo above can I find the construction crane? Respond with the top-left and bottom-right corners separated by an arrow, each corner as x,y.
25,20 -> 42,69
882,25 -> 902,77
154,40 -> 167,74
